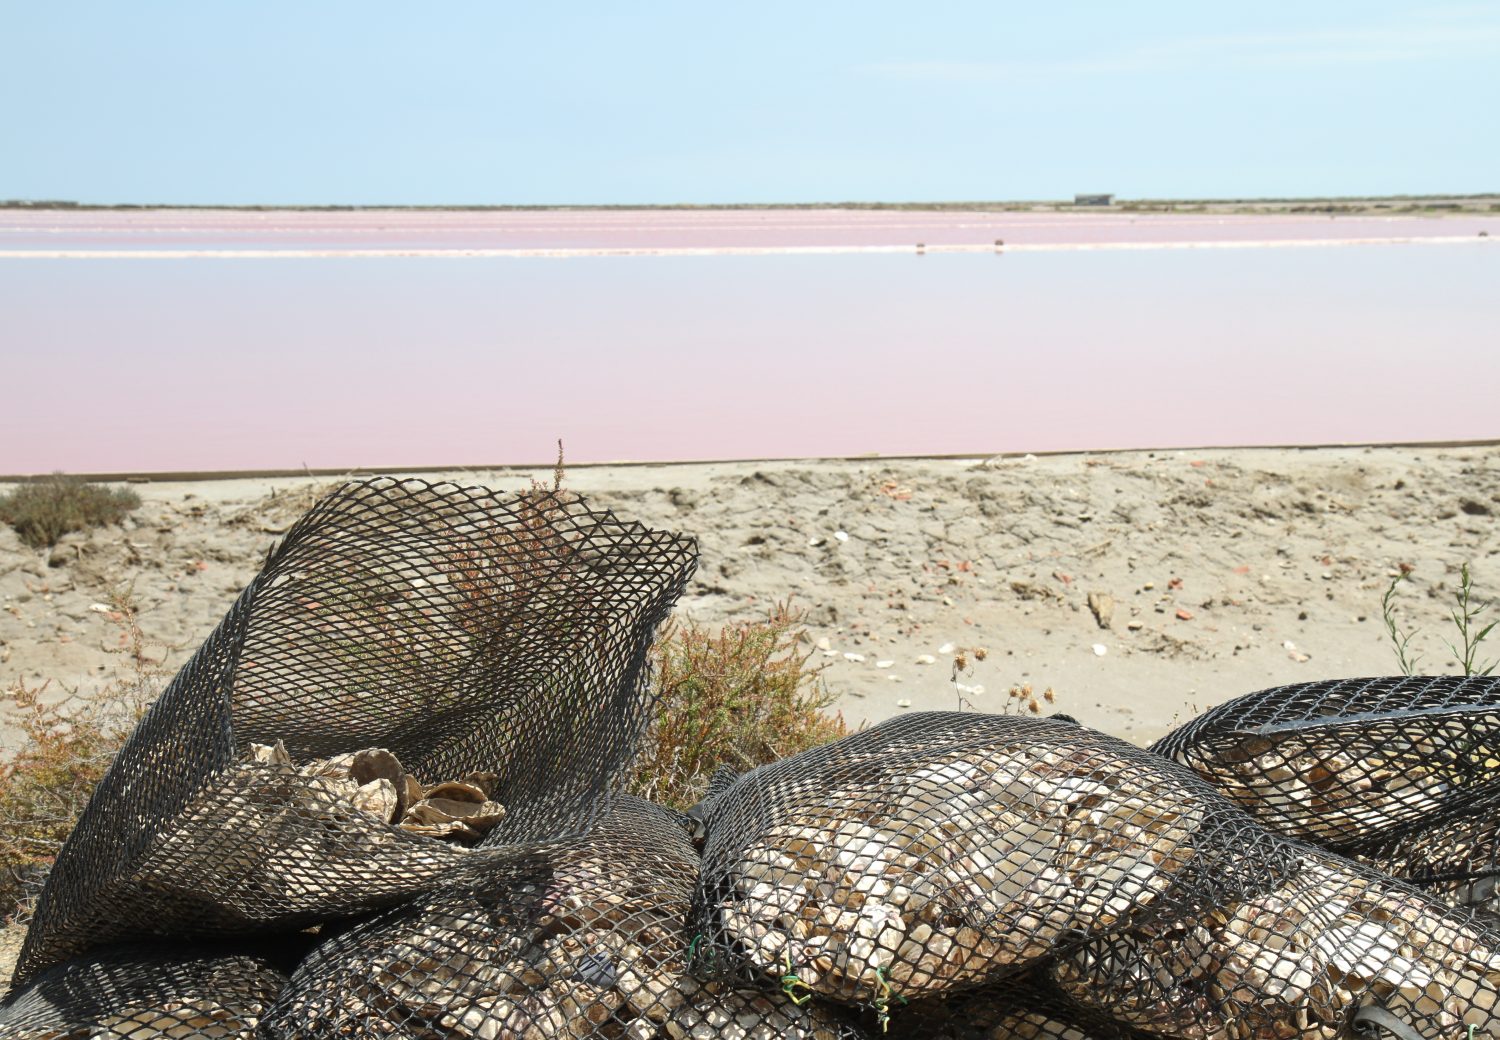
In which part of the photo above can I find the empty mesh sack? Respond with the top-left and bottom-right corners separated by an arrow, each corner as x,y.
12,480 -> 697,992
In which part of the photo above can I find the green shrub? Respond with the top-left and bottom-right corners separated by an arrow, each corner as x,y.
628,601 -> 849,810
0,476 -> 141,548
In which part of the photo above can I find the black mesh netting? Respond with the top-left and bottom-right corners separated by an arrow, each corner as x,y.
10,479 -> 698,992
260,794 -> 870,1039
885,968 -> 1153,1040
687,711 -> 1307,1026
0,945 -> 290,1039
1050,847 -> 1500,1039
1150,676 -> 1500,910
1150,676 -> 1500,851
1359,785 -> 1500,914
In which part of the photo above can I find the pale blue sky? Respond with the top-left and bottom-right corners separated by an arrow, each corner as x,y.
3,1 -> 1497,205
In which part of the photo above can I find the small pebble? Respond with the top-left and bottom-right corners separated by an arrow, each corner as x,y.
875,659 -> 894,669
815,637 -> 831,651
1092,644 -> 1108,656
914,654 -> 937,665
843,652 -> 865,662
896,698 -> 912,708
938,642 -> 956,654
833,530 -> 850,542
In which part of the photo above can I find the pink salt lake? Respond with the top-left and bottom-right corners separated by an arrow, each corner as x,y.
0,209 -> 1495,473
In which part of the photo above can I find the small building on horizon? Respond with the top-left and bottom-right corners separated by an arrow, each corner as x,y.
1074,193 -> 1114,206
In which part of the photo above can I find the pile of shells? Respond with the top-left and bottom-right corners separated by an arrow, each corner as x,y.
78,1001 -> 267,1039
1054,852 -> 1500,1040
717,743 -> 1204,1004
269,796 -> 857,1039
136,743 -> 502,921
249,741 -> 508,844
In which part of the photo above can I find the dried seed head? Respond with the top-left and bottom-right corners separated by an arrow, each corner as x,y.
1027,698 -> 1041,714
1043,687 -> 1055,703
954,653 -> 967,671
974,647 -> 988,661
1022,682 -> 1033,696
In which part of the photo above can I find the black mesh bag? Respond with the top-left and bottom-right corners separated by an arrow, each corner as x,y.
0,944 -> 289,1039
1360,784 -> 1500,915
1051,845 -> 1500,1040
12,480 -> 697,992
688,711 -> 1301,1024
1150,676 -> 1500,852
262,795 -> 869,1039
886,968 -> 1153,1040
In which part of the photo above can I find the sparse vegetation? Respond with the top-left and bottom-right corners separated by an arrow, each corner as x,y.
0,589 -> 161,922
0,476 -> 140,549
1445,563 -> 1497,677
1381,565 -> 1423,676
1382,563 -> 1496,677
628,602 -> 848,810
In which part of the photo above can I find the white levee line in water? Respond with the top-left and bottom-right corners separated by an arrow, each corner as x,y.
0,235 -> 1491,259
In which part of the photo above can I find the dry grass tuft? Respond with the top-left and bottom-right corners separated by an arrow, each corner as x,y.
0,590 -> 162,922
629,601 -> 849,810
0,476 -> 140,549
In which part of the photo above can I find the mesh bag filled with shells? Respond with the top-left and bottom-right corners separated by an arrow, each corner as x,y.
1051,843 -> 1500,1040
1149,675 -> 1500,854
262,795 -> 869,1039
1358,783 -> 1500,915
11,479 -> 697,994
884,968 -> 1153,1040
687,711 -> 1300,1026
0,944 -> 290,1040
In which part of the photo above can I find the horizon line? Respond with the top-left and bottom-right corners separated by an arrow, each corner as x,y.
5,437 -> 1498,485
3,192 -> 1498,212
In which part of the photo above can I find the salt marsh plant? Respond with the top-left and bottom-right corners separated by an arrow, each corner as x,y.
1382,563 -> 1496,677
0,475 -> 140,549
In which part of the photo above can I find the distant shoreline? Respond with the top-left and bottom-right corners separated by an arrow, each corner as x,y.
3,194 -> 1498,216
7,438 -> 1500,485
5,233 -> 1493,261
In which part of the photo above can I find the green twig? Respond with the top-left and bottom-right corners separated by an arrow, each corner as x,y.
1445,563 -> 1497,677
1381,571 -> 1423,676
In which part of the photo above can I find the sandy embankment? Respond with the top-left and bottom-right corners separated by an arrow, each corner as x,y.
2,444 -> 1499,993
3,445 -> 1497,750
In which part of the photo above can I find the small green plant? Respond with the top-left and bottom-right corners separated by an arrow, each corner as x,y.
1382,563 -> 1497,677
1381,566 -> 1423,676
1445,563 -> 1497,677
0,475 -> 140,549
629,602 -> 848,810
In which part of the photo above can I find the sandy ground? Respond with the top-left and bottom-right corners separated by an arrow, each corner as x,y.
4,445 -> 1498,751
2,443 -> 1500,992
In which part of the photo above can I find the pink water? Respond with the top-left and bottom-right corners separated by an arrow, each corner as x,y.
1,208 -> 1494,254
0,211 -> 1497,474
